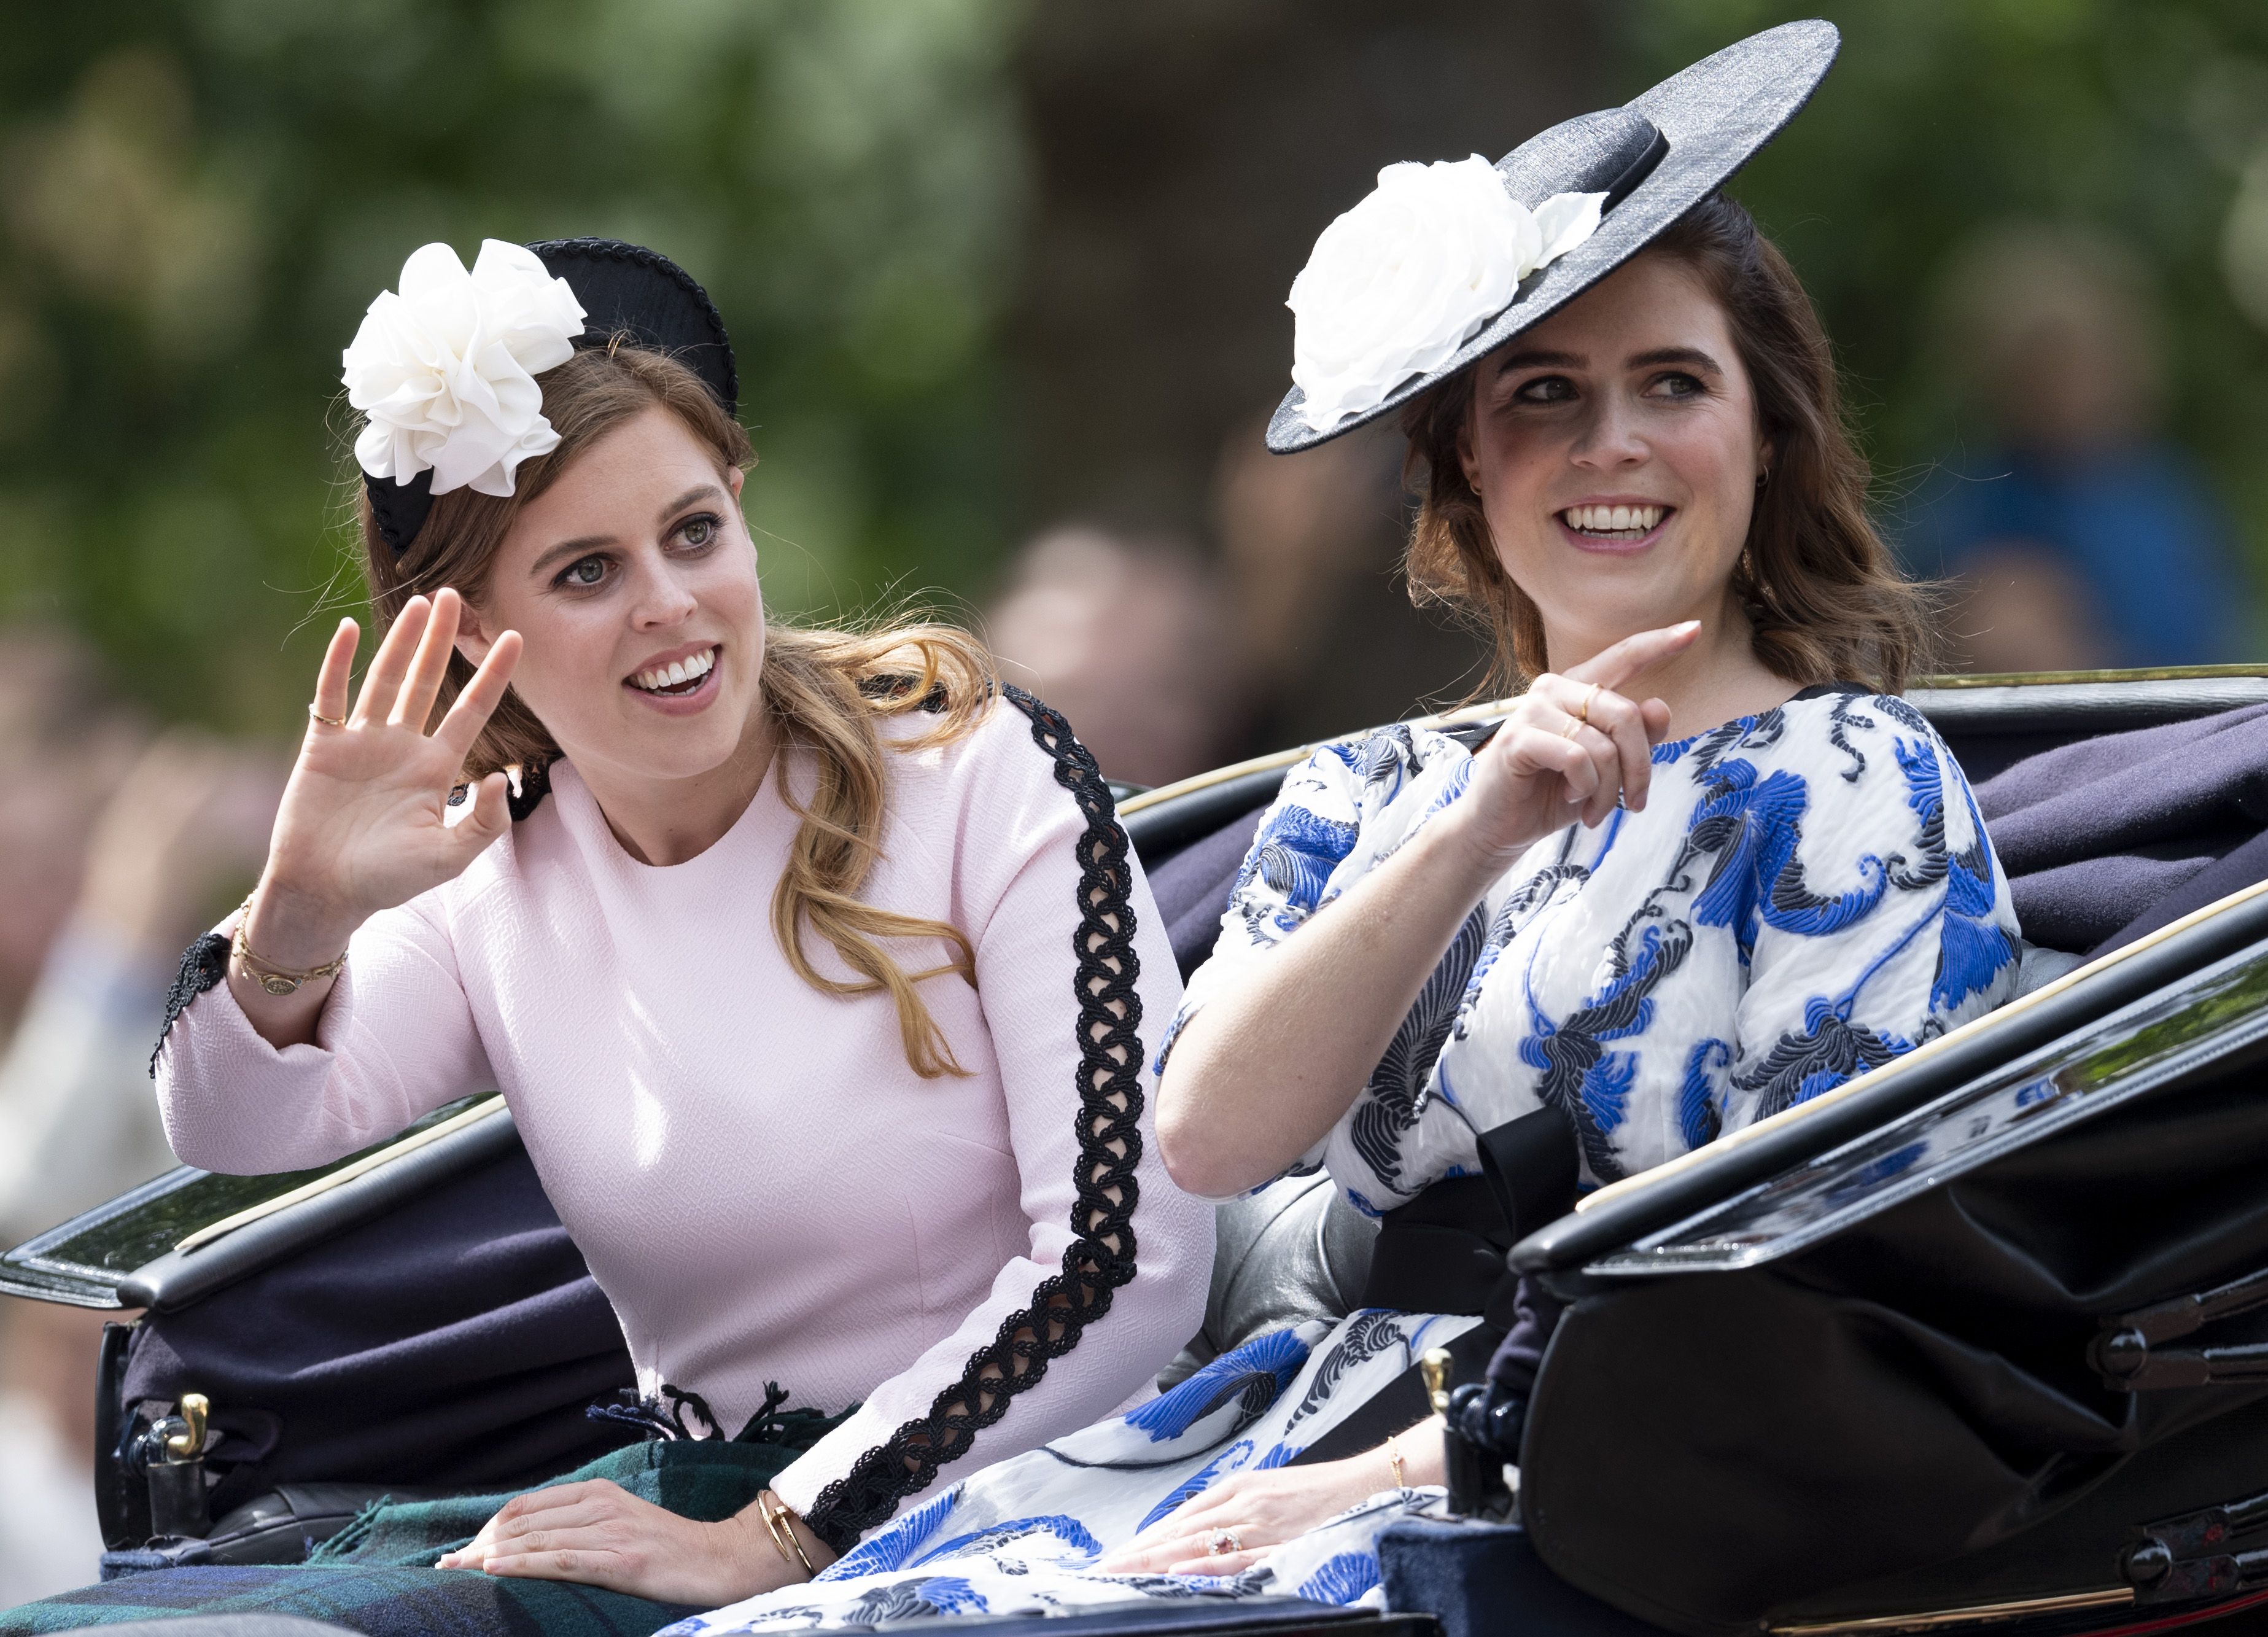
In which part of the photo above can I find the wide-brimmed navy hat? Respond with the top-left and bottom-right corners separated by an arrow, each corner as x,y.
1266,20 -> 1839,454
357,238 -> 737,554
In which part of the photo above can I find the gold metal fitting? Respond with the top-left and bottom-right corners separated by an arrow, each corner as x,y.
1421,1348 -> 1453,1415
166,1393 -> 209,1460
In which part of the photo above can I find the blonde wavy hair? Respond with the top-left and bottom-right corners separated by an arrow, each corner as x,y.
357,344 -> 994,1078
1401,192 -> 1932,698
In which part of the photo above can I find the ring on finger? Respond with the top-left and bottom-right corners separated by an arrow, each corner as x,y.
1206,1527 -> 1243,1557
308,704 -> 348,729
1575,681 -> 1601,725
1559,715 -> 1583,739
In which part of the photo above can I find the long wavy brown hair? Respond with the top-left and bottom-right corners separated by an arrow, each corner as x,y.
357,344 -> 993,1078
1401,190 -> 1931,696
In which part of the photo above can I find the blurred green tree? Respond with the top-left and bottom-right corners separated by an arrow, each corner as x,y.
0,0 -> 1026,729
1633,0 -> 2268,647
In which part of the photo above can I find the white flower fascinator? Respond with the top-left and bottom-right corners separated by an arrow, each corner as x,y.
1289,158 -> 1603,436
343,239 -> 588,499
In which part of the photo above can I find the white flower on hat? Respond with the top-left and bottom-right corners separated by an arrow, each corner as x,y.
343,239 -> 588,497
1288,157 -> 1604,435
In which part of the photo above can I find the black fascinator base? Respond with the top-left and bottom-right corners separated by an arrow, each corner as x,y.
529,237 -> 737,419
365,237 -> 739,556
366,467 -> 435,557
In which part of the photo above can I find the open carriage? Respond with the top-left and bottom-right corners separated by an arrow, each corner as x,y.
8,666 -> 2268,1637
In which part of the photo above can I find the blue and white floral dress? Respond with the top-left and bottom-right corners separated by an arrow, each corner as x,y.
1172,685 -> 2023,1203
670,687 -> 2021,1633
666,1312 -> 1479,1633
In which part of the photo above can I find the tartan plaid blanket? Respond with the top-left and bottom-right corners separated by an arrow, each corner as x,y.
2,1413 -> 843,1637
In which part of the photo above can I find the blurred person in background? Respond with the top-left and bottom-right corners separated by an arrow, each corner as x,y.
0,735 -> 276,1242
989,429 -> 1499,799
0,627 -> 278,1604
985,527 -> 1243,788
1213,413 -> 1494,751
1904,222 -> 2251,672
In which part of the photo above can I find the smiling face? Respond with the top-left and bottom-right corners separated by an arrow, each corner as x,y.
459,403 -> 766,789
1459,250 -> 1769,667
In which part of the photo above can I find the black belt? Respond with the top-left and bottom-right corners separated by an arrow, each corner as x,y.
1289,1106 -> 1578,1466
1359,1105 -> 1578,1320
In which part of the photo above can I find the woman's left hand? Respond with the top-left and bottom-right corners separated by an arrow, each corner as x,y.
1093,1452 -> 1392,1577
435,1479 -> 816,1606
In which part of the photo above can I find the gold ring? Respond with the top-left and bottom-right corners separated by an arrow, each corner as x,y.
308,704 -> 348,729
1560,717 -> 1583,739
1576,682 -> 1601,725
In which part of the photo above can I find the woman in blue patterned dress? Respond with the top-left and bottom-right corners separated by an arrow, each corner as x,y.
664,23 -> 2021,1630
1115,124 -> 2020,1600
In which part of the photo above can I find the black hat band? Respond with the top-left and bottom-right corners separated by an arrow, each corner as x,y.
362,237 -> 738,556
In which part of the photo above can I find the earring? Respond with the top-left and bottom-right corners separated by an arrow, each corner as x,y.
1756,467 -> 1770,487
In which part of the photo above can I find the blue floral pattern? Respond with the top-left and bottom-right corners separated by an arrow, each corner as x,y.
662,1313 -> 1474,1633
1170,688 -> 2021,1197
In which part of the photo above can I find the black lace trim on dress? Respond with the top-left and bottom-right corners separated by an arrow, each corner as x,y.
150,932 -> 231,1076
801,685 -> 1147,1552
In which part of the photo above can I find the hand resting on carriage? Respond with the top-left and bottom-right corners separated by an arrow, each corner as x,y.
1153,620 -> 1695,1200
229,588 -> 522,1048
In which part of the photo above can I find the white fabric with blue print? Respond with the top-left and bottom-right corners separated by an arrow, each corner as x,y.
662,1311 -> 1479,1633
1165,686 -> 2022,1206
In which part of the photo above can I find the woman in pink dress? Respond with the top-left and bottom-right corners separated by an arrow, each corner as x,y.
116,238 -> 1211,1628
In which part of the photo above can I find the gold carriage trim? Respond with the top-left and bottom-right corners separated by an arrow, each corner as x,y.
1768,1585 -> 2132,1637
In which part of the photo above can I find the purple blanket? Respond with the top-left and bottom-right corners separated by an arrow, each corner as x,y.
1975,702 -> 2268,955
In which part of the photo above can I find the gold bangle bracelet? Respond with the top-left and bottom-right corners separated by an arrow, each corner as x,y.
756,1507 -> 800,1573
759,1491 -> 816,1580
231,895 -> 348,998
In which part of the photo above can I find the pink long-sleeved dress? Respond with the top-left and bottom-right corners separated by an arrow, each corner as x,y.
153,693 -> 1212,1550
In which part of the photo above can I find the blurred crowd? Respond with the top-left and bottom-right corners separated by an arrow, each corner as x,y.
0,636 -> 281,1599
985,413 -> 1494,787
1907,222 -> 2252,672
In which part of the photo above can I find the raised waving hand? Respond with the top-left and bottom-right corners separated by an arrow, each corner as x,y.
231,589 -> 521,1039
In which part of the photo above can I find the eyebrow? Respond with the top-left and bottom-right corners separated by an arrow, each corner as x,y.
1491,348 -> 1583,373
1626,346 -> 1725,375
1491,344 -> 1726,376
527,483 -> 728,579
